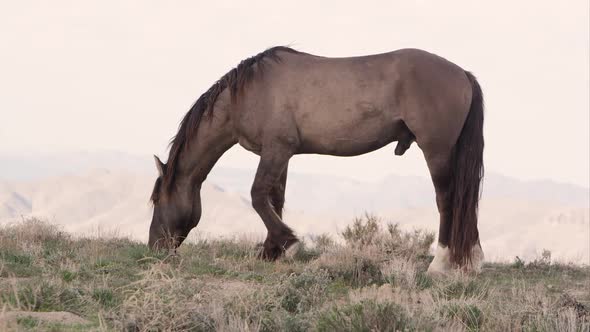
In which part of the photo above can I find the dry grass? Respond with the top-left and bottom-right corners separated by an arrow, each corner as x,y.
0,216 -> 588,331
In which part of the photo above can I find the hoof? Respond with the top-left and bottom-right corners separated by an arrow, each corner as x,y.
258,246 -> 282,261
466,242 -> 485,274
427,244 -> 453,276
257,236 -> 299,261
427,243 -> 485,276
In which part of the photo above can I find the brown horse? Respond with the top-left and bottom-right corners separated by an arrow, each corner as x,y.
148,46 -> 485,274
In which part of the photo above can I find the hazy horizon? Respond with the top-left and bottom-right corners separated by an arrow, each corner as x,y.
1,149 -> 589,190
1,1 -> 588,187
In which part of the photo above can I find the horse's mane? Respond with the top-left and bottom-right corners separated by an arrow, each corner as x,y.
151,46 -> 299,202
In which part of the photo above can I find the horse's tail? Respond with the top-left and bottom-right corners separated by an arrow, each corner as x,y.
448,71 -> 485,266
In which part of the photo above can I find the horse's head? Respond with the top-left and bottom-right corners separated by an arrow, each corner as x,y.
148,155 -> 201,251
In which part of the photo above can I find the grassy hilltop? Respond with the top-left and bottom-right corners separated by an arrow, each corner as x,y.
0,217 -> 588,331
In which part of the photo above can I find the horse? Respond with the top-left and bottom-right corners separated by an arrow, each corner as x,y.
148,46 -> 485,274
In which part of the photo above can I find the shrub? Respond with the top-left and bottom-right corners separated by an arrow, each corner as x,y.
314,247 -> 384,287
278,270 -> 331,314
341,214 -> 381,246
383,223 -> 435,261
512,256 -> 525,269
290,240 -> 321,263
111,263 -> 216,331
311,233 -> 335,252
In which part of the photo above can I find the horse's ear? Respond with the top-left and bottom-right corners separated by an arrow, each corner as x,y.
154,155 -> 166,177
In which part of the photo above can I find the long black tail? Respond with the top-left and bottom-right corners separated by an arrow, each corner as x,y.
449,71 -> 485,266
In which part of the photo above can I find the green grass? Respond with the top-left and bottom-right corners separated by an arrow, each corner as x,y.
0,217 -> 588,331
16,316 -> 39,329
0,250 -> 40,277
316,300 -> 413,332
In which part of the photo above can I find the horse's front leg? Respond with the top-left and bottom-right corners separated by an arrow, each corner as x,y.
251,146 -> 298,260
270,163 -> 288,219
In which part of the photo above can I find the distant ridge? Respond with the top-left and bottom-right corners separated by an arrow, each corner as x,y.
0,162 -> 588,264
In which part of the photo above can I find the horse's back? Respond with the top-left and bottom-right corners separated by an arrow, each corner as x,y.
269,47 -> 471,119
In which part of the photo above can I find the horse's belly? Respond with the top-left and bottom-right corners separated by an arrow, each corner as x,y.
296,116 -> 401,156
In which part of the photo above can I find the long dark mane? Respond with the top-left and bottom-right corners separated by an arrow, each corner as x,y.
151,46 -> 299,202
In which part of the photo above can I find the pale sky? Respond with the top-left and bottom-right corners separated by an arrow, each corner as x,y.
1,1 -> 588,186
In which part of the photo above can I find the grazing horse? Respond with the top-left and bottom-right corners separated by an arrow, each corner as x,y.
148,46 -> 485,274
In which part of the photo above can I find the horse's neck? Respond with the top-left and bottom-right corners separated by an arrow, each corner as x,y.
176,111 -> 237,187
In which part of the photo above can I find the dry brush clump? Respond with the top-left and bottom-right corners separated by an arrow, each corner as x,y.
314,214 -> 435,288
112,262 -> 217,331
0,216 -> 589,331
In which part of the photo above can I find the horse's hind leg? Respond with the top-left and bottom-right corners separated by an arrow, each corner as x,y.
424,149 -> 484,275
422,152 -> 455,274
251,147 -> 298,260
